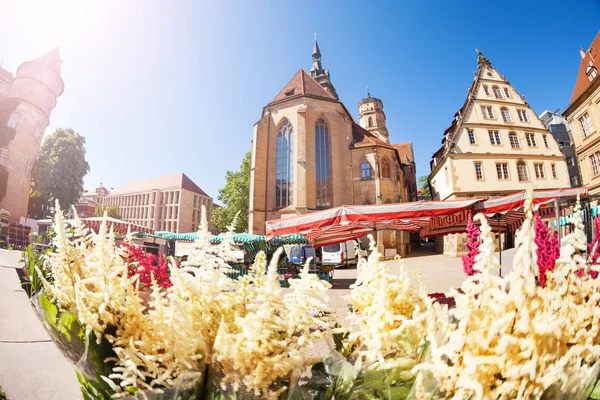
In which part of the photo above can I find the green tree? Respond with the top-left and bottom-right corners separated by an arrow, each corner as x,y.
0,97 -> 19,202
28,128 -> 90,219
211,151 -> 251,233
418,175 -> 431,199
94,205 -> 121,219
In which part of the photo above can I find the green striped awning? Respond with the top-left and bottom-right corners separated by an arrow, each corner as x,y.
553,206 -> 600,228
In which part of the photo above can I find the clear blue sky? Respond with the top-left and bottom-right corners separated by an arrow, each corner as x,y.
0,0 -> 598,202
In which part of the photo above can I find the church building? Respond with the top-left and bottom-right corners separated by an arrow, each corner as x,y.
249,39 -> 417,256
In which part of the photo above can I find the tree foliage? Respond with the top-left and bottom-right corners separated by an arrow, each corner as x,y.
28,128 -> 90,219
0,97 -> 19,202
417,175 -> 431,199
211,151 -> 251,233
94,205 -> 121,219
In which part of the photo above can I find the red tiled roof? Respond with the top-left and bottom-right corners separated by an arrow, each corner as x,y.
351,123 -> 394,149
570,31 -> 600,103
270,69 -> 335,103
392,142 -> 414,163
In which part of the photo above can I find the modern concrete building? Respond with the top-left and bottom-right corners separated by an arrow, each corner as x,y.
563,31 -> 600,195
429,50 -> 570,255
101,173 -> 213,233
539,110 -> 581,187
0,48 -> 63,221
249,38 -> 417,256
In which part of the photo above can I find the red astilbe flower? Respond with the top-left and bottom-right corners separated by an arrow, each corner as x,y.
534,211 -> 560,287
122,242 -> 172,289
462,215 -> 481,276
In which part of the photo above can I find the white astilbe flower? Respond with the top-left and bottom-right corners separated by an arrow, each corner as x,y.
212,247 -> 334,397
42,202 -> 203,395
418,189 -> 600,400
346,235 -> 430,365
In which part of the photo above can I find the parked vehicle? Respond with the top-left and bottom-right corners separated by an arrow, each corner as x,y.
322,239 -> 363,266
289,245 -> 317,265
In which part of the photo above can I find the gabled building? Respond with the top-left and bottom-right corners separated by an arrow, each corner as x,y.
563,31 -> 600,194
539,110 -> 581,187
249,39 -> 417,256
0,48 -> 64,221
429,50 -> 570,255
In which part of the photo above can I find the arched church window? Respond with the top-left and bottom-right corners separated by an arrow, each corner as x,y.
381,158 -> 391,178
360,159 -> 372,179
368,116 -> 373,127
315,118 -> 332,208
276,119 -> 294,208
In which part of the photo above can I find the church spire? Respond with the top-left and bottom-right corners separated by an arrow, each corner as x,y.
311,33 -> 323,77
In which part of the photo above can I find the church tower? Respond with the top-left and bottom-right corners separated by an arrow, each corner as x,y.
358,91 -> 389,143
310,35 -> 338,99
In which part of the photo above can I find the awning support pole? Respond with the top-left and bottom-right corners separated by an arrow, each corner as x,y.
494,213 -> 502,278
554,198 -> 560,242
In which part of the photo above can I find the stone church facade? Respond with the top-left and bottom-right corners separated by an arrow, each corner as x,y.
249,40 -> 417,256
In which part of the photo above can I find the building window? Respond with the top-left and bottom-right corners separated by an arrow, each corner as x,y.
481,106 -> 495,119
275,119 -> 293,208
34,126 -> 42,139
551,163 -> 557,179
368,116 -> 373,127
20,83 -> 32,95
525,133 -> 537,147
496,162 -> 509,180
24,159 -> 33,177
534,163 -> 545,179
501,107 -> 512,123
579,113 -> 595,137
363,198 -> 373,205
567,156 -> 575,166
517,160 -> 529,181
488,130 -> 501,145
474,162 -> 484,180
7,112 -> 19,128
361,159 -> 372,179
542,134 -> 549,148
0,149 -> 8,165
571,176 -> 579,186
587,66 -> 598,82
315,118 -> 332,208
504,87 -> 511,98
381,157 -> 391,178
591,152 -> 600,177
492,86 -> 503,99
0,83 -> 8,95
517,109 -> 529,122
467,129 -> 476,144
444,166 -> 450,183
483,85 -> 490,95
509,132 -> 520,148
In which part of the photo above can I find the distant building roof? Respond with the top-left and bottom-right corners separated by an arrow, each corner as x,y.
350,122 -> 394,149
392,143 -> 415,163
569,31 -> 600,104
109,173 -> 209,197
270,69 -> 336,104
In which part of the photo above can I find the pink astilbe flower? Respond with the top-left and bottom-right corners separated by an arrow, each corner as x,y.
462,215 -> 480,276
534,211 -> 560,287
123,242 -> 172,288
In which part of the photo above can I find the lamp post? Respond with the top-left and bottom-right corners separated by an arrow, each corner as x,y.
494,213 -> 502,277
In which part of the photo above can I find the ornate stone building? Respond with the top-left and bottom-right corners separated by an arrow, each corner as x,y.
564,31 -> 600,195
429,50 -> 570,255
249,39 -> 417,256
0,48 -> 63,221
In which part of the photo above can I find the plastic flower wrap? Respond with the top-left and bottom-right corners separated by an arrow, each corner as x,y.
34,203 -> 205,398
417,190 -> 600,399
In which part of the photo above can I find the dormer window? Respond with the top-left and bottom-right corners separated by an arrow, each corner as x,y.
587,66 -> 598,82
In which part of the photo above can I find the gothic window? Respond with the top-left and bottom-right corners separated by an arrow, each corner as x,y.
381,158 -> 391,178
360,159 -> 372,179
315,118 -> 332,208
7,112 -> 19,128
517,160 -> 529,181
275,119 -> 293,208
0,149 -> 8,165
368,116 -> 373,127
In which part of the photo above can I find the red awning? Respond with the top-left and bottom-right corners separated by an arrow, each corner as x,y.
265,187 -> 588,246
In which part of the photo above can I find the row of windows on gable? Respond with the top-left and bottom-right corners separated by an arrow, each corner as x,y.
473,160 -> 558,182
0,149 -> 33,176
482,84 -> 512,100
467,129 -> 550,149
480,105 -> 529,122
6,113 -> 43,140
